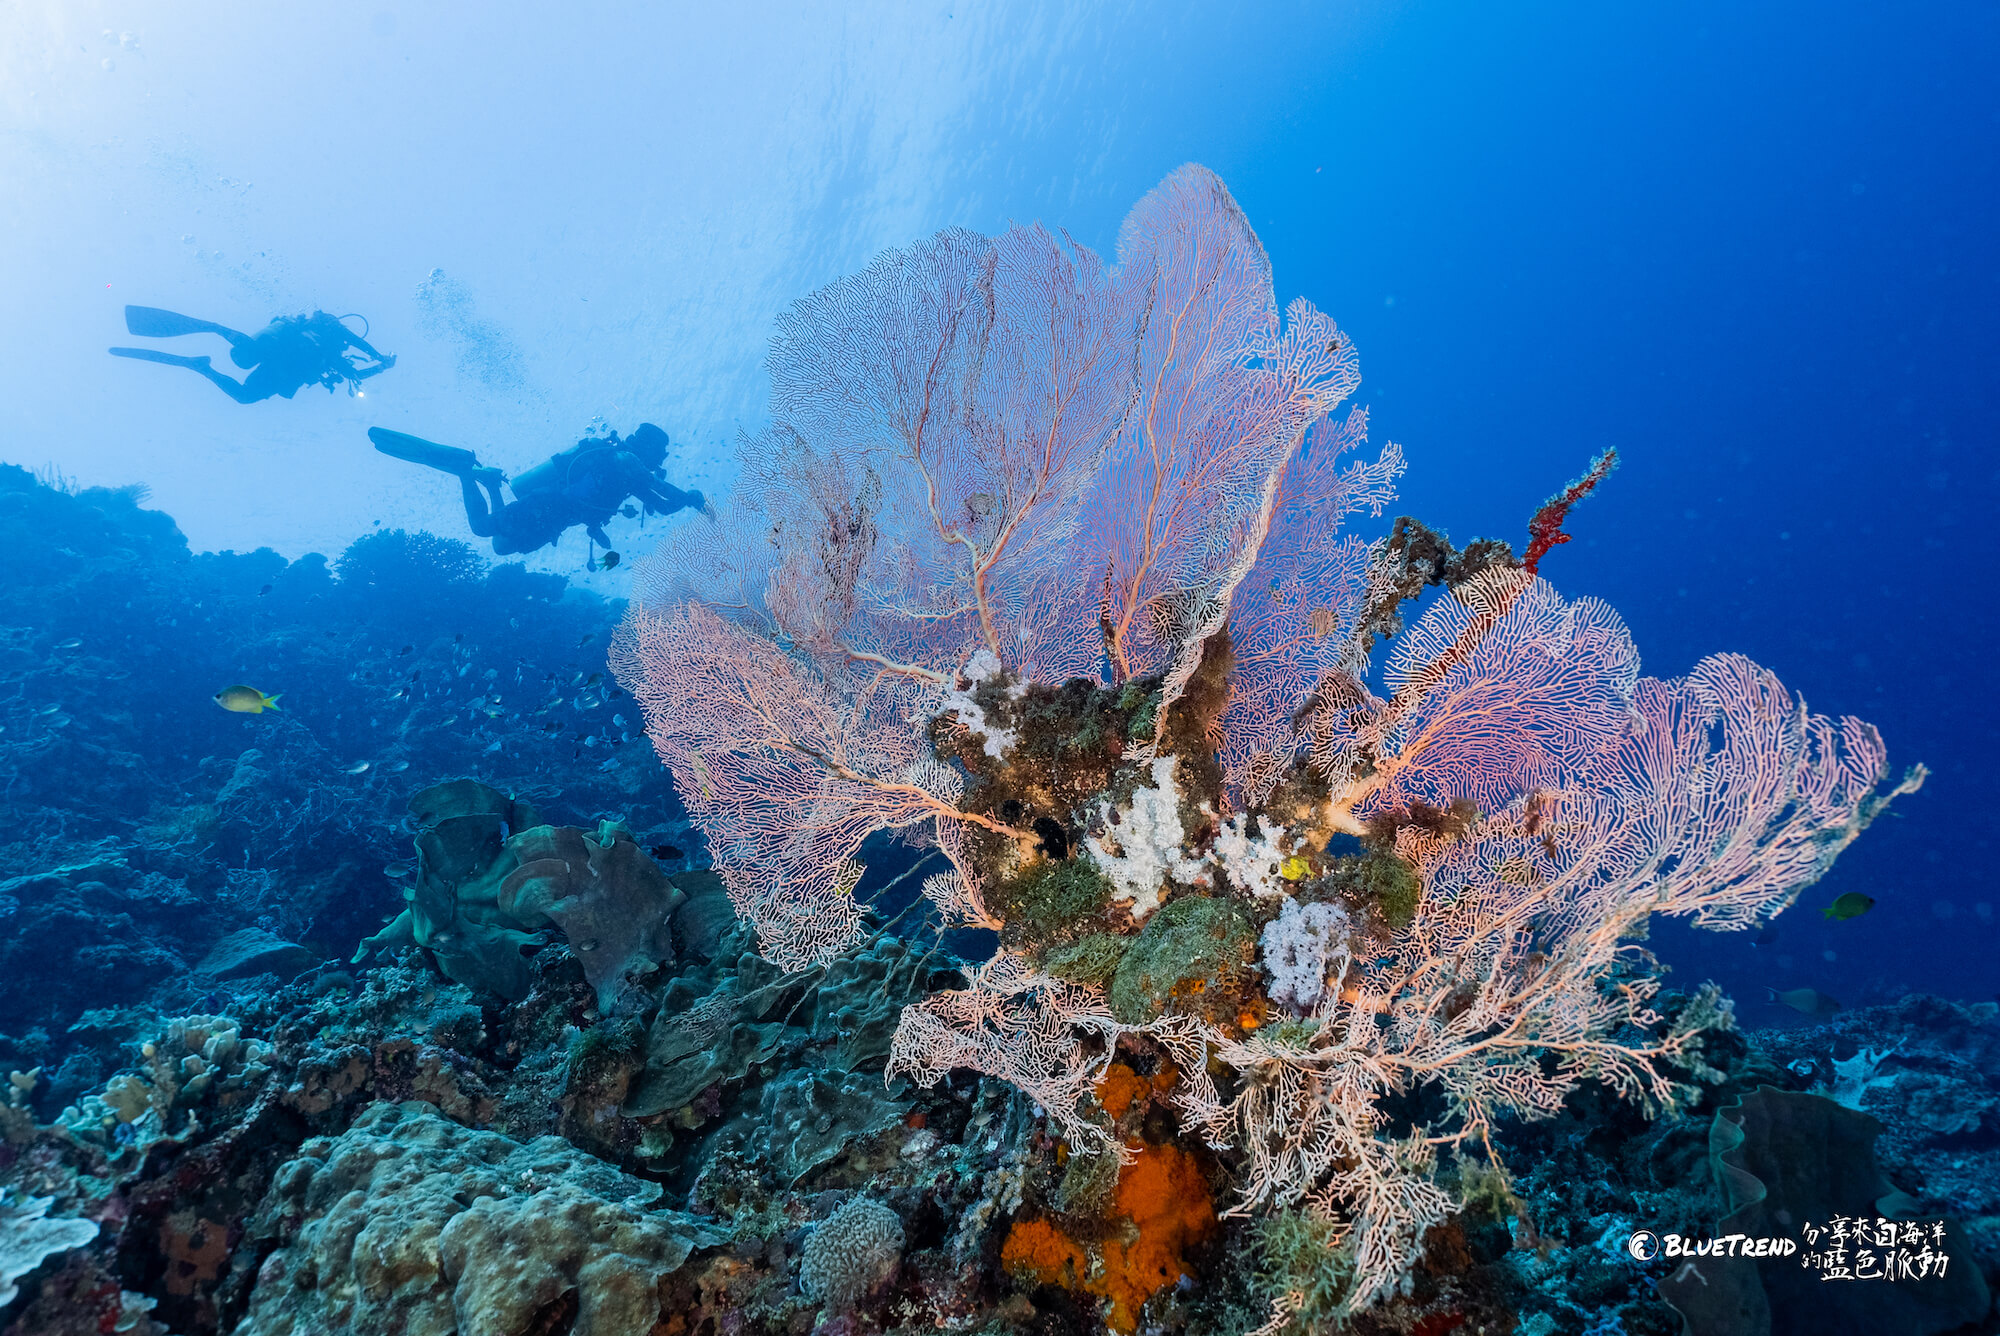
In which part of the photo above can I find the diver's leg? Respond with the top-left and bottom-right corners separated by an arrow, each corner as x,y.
459,476 -> 499,538
242,362 -> 328,401
108,349 -> 258,402
369,428 -> 483,476
122,306 -> 248,342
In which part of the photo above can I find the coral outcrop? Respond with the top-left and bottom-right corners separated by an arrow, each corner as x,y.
0,1194 -> 98,1307
798,1196 -> 904,1311
237,1101 -> 722,1335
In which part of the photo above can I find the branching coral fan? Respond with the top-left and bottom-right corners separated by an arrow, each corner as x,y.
614,164 -> 1922,1322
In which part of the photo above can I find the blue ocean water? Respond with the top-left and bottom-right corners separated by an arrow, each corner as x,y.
3,7 -> 1998,1334
906,2 -> 2000,1012
6,3 -> 1993,1011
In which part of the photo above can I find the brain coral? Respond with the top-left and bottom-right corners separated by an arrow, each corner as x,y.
799,1196 -> 904,1310
237,1100 -> 720,1336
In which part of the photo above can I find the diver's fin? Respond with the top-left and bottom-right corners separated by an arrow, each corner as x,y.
368,427 -> 481,476
109,347 -> 211,368
123,305 -> 238,339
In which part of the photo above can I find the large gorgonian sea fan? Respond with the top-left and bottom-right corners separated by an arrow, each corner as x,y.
615,164 -> 1387,966
616,165 -> 1922,1317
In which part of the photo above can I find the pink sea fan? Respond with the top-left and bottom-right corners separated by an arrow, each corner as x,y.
1087,167 -> 1365,704
756,221 -> 1144,688
1219,405 -> 1404,803
886,952 -> 1129,1155
1357,569 -> 1642,820
614,600 -> 984,967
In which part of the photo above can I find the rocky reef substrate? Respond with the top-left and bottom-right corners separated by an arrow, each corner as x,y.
2,469 -> 1994,1335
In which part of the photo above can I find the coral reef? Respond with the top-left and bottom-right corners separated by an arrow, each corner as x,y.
799,1196 -> 904,1311
2,169 -> 1994,1336
613,164 -> 1935,1324
356,779 -> 683,1010
0,1194 -> 98,1307
0,463 -> 681,1061
236,1101 -> 721,1335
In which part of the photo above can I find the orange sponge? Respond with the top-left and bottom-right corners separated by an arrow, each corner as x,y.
1000,1135 -> 1215,1333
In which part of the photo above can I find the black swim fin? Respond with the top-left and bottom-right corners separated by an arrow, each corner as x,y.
123,306 -> 240,340
369,427 -> 482,476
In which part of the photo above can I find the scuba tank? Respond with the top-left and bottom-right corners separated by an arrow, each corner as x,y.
506,453 -> 565,499
511,437 -> 622,501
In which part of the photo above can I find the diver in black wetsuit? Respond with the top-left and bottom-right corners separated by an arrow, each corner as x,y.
369,423 -> 706,556
110,305 -> 395,401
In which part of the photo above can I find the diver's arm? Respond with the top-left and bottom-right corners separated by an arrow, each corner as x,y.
346,332 -> 392,366
342,337 -> 395,375
639,480 -> 705,516
632,480 -> 673,514
320,314 -> 393,373
585,521 -> 614,549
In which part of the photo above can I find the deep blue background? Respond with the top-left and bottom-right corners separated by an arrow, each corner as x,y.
1225,4 -> 1999,1010
14,2 -> 1992,1013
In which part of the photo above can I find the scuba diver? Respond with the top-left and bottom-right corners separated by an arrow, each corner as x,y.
109,305 -> 395,402
369,422 -> 706,557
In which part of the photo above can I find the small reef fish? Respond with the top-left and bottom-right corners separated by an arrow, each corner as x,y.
650,844 -> 684,861
55,638 -> 82,650
1821,892 -> 1875,921
1767,987 -> 1842,1018
601,551 -> 620,569
1753,920 -> 1781,947
343,761 -> 371,774
38,702 -> 63,715
214,685 -> 281,714
387,760 -> 410,772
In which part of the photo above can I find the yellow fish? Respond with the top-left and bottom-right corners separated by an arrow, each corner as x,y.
214,685 -> 281,714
